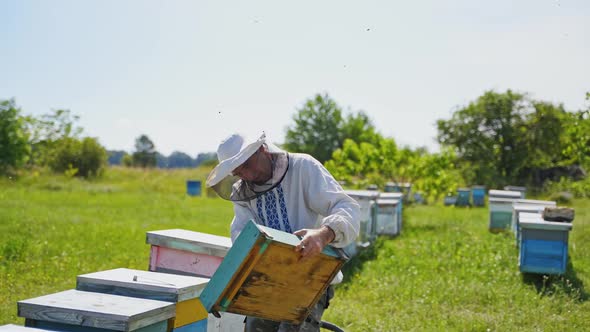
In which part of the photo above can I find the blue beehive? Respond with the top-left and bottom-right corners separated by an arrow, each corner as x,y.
488,197 -> 517,232
512,200 -> 556,246
519,217 -> 573,275
471,185 -> 486,207
455,188 -> 471,207
186,180 -> 202,196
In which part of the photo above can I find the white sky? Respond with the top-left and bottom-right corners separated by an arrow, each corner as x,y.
1,0 -> 589,156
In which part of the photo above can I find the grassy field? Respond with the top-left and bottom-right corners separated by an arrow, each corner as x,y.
1,167 -> 589,331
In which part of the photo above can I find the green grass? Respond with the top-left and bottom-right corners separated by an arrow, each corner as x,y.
1,168 -> 589,331
326,204 -> 590,331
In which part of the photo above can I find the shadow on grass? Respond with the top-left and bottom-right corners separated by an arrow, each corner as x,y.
521,257 -> 588,302
339,238 -> 383,286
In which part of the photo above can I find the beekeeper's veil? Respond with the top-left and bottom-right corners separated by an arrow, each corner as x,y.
206,132 -> 288,201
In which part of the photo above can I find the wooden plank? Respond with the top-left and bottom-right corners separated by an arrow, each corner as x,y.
0,325 -> 53,332
146,230 -> 232,257
76,268 -> 209,302
18,290 -> 174,332
174,298 -> 209,328
200,221 -> 346,325
149,246 -> 225,278
26,319 -> 168,332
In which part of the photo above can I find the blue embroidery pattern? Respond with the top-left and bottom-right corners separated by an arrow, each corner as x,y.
264,190 -> 282,230
256,195 -> 266,227
277,185 -> 292,233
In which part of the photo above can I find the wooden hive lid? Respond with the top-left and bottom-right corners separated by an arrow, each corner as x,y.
77,268 -> 209,302
520,219 -> 573,231
17,290 -> 175,332
514,199 -> 556,206
146,229 -> 232,257
513,204 -> 550,214
379,192 -> 403,199
375,198 -> 400,206
199,221 -> 347,325
0,325 -> 57,332
488,189 -> 521,199
343,190 -> 380,199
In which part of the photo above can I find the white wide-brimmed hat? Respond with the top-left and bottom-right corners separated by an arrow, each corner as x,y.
206,132 -> 290,201
206,132 -> 266,188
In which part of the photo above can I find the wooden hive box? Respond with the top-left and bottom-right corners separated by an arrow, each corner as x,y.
343,190 -> 379,247
379,192 -> 404,232
372,198 -> 400,236
488,189 -> 521,199
455,188 -> 471,207
18,290 -> 174,332
488,197 -> 518,233
199,220 -> 347,325
0,325 -> 58,332
504,185 -> 526,198
76,268 -> 209,331
512,202 -> 556,246
146,229 -> 232,278
519,217 -> 572,275
471,185 -> 486,207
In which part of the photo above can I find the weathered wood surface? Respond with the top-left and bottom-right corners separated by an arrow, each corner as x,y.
77,268 -> 209,303
25,320 -> 168,332
18,290 -> 174,331
149,245 -> 224,278
200,221 -> 346,325
146,229 -> 232,257
0,325 -> 53,332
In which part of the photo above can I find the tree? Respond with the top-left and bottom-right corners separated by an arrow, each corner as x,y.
24,109 -> 83,167
284,93 -> 344,163
284,94 -> 380,163
107,150 -> 128,165
48,137 -> 107,178
0,99 -> 30,174
437,90 -> 529,187
132,135 -> 157,168
194,152 -> 217,167
167,151 -> 194,168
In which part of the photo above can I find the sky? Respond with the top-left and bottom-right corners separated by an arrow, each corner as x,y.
1,0 -> 589,157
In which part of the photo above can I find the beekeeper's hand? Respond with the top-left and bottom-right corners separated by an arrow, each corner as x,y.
294,226 -> 335,261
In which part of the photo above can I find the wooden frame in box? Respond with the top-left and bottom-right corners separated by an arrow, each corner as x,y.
200,220 -> 348,325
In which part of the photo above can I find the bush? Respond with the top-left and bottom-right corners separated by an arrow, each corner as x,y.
48,137 -> 107,178
0,99 -> 30,174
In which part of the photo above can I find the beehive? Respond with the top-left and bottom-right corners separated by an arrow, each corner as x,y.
76,268 -> 209,331
146,229 -> 232,278
18,290 -> 174,332
199,221 -> 347,324
519,217 -> 573,275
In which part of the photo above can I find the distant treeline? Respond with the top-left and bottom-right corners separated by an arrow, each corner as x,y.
107,150 -> 217,169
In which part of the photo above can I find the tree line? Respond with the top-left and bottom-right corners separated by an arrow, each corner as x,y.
0,99 -> 216,178
284,91 -> 590,200
2,91 -> 588,200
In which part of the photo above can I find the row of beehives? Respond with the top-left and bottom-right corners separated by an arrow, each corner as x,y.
446,185 -> 527,207
341,190 -> 404,258
4,229 -> 246,332
488,189 -> 574,275
5,217 -> 351,332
